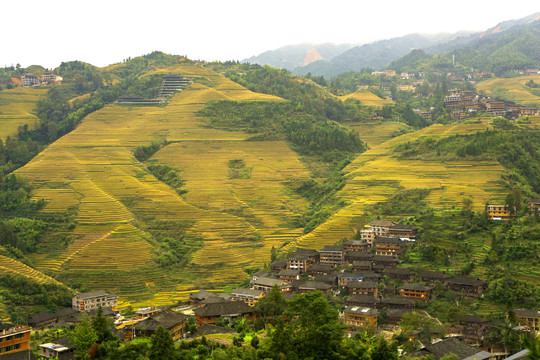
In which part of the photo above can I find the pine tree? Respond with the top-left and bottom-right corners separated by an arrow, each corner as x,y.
70,313 -> 97,359
148,325 -> 175,360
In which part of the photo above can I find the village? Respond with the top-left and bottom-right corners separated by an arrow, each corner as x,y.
2,205 -> 540,360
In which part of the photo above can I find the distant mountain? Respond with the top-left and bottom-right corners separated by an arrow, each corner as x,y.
243,43 -> 353,69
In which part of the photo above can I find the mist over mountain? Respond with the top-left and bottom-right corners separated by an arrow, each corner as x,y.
245,12 -> 540,78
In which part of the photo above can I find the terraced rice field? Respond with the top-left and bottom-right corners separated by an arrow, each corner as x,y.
0,87 -> 47,139
339,90 -> 393,107
13,63 -> 307,306
295,119 -> 506,250
477,74 -> 540,107
346,122 -> 408,147
0,246 -> 61,285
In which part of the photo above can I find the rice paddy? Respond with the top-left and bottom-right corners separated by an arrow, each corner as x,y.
0,87 -> 47,139
339,90 -> 393,107
295,119 -> 505,250
12,63 -> 306,306
476,74 -> 540,107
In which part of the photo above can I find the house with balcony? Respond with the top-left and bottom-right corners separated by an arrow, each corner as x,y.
72,290 -> 117,312
343,306 -> 378,329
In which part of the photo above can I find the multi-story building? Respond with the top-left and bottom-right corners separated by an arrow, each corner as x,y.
486,205 -> 513,221
343,240 -> 370,252
347,280 -> 378,297
21,74 -> 39,87
319,246 -> 345,265
230,288 -> 265,306
287,248 -> 319,272
398,283 -> 432,300
365,220 -> 396,237
360,229 -> 375,244
387,224 -> 418,239
0,325 -> 31,356
39,337 -> 73,359
448,276 -> 487,297
343,306 -> 378,329
373,237 -> 407,256
250,277 -> 291,293
72,290 -> 117,312
514,309 -> 540,334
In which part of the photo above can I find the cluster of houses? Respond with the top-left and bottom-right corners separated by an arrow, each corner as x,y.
487,199 -> 540,221
21,73 -> 62,87
441,88 -> 540,119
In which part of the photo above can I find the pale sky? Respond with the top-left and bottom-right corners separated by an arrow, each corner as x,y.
2,0 -> 538,69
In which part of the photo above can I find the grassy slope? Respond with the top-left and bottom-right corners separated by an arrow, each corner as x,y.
476,74 -> 540,107
0,87 -> 47,140
13,64 -> 308,307
338,90 -> 393,107
294,119 -> 508,250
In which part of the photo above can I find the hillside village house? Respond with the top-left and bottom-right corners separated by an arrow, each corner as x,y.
338,271 -> 379,288
380,296 -> 415,310
448,276 -> 487,297
528,199 -> 540,215
39,337 -> 73,359
398,283 -> 432,300
230,288 -> 265,306
514,309 -> 540,334
72,291 -> 117,312
294,280 -> 333,294
347,295 -> 380,308
0,325 -> 31,357
421,270 -> 450,285
307,263 -> 334,276
343,306 -> 378,329
286,248 -> 319,271
135,307 -> 161,319
346,280 -> 378,296
343,240 -> 371,252
278,269 -> 301,281
374,237 -> 408,256
21,74 -> 39,86
319,245 -> 345,265
365,220 -> 396,237
383,267 -> 415,282
251,276 -> 291,293
486,205 -> 513,221
127,308 -> 188,341
387,224 -> 418,239
193,301 -> 256,328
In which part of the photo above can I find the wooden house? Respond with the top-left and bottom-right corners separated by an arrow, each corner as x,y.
374,237 -> 408,256
398,283 -> 432,300
421,270 -> 450,285
127,308 -> 188,341
343,306 -> 378,329
347,280 -> 378,297
347,295 -> 380,308
319,245 -> 345,266
448,276 -> 487,297
343,240 -> 371,252
383,267 -> 415,282
193,301 -> 256,328
230,288 -> 266,307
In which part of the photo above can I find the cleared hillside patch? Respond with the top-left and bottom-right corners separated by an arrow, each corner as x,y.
0,87 -> 47,139
338,90 -> 393,107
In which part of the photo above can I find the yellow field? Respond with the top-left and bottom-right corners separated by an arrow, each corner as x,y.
295,119 -> 505,250
0,87 -> 47,139
13,63 -> 306,306
346,122 -> 408,147
339,90 -> 393,107
477,74 -> 540,107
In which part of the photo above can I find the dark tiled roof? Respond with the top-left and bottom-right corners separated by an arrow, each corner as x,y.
421,270 -> 450,280
190,290 -> 220,301
372,255 -> 399,262
314,274 -> 337,284
347,280 -> 378,289
456,314 -> 487,323
343,240 -> 368,246
344,306 -> 378,316
389,224 -> 418,231
387,309 -> 412,319
420,337 -> 482,360
320,245 -> 345,252
252,277 -> 289,287
271,260 -> 287,268
26,311 -> 56,325
381,296 -> 415,305
374,237 -> 407,246
347,295 -> 379,305
293,248 -> 319,256
74,290 -> 108,299
134,308 -> 188,331
514,309 -> 540,318
346,252 -> 373,260
193,301 -> 254,317
399,283 -> 431,291
293,280 -> 332,291
449,276 -> 486,286
231,288 -> 264,297
384,267 -> 414,275
339,271 -> 379,279
352,261 -> 372,267
308,263 -> 335,272
278,269 -> 300,277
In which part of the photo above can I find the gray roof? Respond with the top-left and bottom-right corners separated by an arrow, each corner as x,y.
462,351 -> 494,360
190,290 -> 220,301
339,271 -> 379,280
514,309 -> 540,318
278,269 -> 300,277
504,349 -> 530,360
344,306 -> 378,316
320,245 -> 345,252
308,263 -> 335,272
192,323 -> 235,337
374,237 -> 407,246
449,276 -> 487,286
347,295 -> 379,305
417,337 -> 484,360
271,259 -> 287,268
231,288 -> 264,297
421,270 -> 450,280
381,296 -> 415,305
343,240 -> 369,246
399,283 -> 431,291
193,301 -> 254,317
347,280 -> 378,289
294,280 -> 332,291
389,224 -> 418,231
384,267 -> 414,275
134,308 -> 188,331
252,277 -> 289,287
74,290 -> 108,299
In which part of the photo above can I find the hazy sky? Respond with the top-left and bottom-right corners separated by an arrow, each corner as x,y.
2,0 -> 538,69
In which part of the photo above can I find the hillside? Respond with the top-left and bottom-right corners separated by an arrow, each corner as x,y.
0,87 -> 47,140
338,90 -> 393,107
476,74 -> 540,107
14,63 -> 311,307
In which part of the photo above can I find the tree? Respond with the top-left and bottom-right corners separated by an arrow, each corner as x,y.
70,313 -> 98,359
505,189 -> 522,215
148,325 -> 175,360
254,285 -> 286,328
91,306 -> 115,343
371,338 -> 399,360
